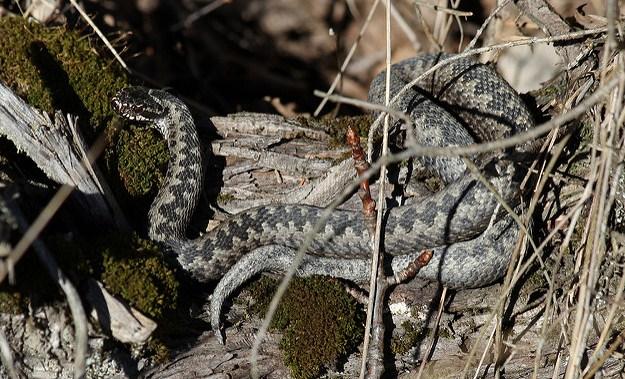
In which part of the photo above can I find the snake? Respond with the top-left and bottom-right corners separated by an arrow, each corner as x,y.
111,52 -> 535,338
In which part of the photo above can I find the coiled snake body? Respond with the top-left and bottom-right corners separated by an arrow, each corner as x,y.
112,53 -> 535,333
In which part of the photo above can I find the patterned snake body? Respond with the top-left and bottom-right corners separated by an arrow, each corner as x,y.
111,53 -> 535,293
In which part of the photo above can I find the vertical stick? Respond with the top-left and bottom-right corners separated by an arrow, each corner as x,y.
359,0 -> 392,376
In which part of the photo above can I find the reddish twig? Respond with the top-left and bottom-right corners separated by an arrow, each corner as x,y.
347,126 -> 377,237
388,250 -> 433,285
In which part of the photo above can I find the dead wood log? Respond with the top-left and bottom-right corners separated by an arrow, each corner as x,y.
0,82 -> 126,229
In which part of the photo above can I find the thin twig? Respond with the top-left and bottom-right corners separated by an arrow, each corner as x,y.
473,321 -> 497,379
414,1 -> 472,16
347,127 -> 377,235
171,0 -> 231,30
415,287 -> 447,379
68,0 -> 128,71
464,0 -> 512,51
388,250 -> 433,284
313,0 -> 382,116
384,1 -> 421,51
361,2 -> 393,376
320,71 -> 622,165
413,2 -> 442,50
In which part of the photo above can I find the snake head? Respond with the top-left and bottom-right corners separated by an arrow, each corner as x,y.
111,86 -> 167,122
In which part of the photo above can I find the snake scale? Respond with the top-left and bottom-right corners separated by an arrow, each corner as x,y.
111,53 -> 535,337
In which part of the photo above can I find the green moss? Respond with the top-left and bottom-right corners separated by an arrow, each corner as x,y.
0,289 -> 25,314
248,276 -> 363,379
98,233 -> 179,320
216,192 -> 236,204
0,16 -> 170,212
146,338 -> 171,365
391,320 -> 424,355
325,115 -> 373,146
0,16 -> 128,131
113,126 -> 169,197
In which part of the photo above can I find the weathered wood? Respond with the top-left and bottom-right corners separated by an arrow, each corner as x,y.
212,140 -> 333,177
142,329 -> 290,379
84,279 -> 156,344
211,113 -> 330,141
0,82 -> 126,229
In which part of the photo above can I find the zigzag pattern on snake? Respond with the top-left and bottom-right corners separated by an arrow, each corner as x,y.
111,53 -> 535,331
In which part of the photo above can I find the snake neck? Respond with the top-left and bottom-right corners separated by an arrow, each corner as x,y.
148,104 -> 202,243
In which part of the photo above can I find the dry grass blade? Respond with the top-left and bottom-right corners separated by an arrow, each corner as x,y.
68,0 -> 128,71
415,287 -> 448,379
563,47 -> 625,378
464,0 -> 512,51
313,0 -> 382,116
171,0 -> 231,30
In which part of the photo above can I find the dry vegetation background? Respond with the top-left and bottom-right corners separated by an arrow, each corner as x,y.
0,0 -> 625,378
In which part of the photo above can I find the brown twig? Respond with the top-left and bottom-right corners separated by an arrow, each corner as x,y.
388,250 -> 433,285
362,4 -> 393,377
347,126 -> 377,236
347,125 -> 434,377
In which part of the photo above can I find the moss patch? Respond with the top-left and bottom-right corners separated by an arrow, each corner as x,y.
45,232 -> 179,321
98,233 -> 179,320
0,16 -> 128,132
248,276 -> 363,379
113,126 -> 169,198
325,115 -> 373,146
216,192 -> 235,204
0,288 -> 25,315
391,320 -> 424,355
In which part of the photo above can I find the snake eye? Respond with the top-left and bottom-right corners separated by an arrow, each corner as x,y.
111,87 -> 166,122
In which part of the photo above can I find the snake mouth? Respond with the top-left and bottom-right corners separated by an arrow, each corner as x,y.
111,86 -> 166,122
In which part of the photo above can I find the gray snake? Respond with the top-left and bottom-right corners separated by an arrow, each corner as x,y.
111,53 -> 535,336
